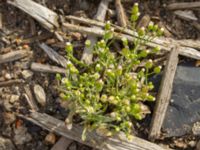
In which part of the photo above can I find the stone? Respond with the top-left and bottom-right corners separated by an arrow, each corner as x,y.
3,112 -> 16,125
9,95 -> 19,104
152,65 -> 200,137
13,126 -> 32,145
21,70 -> 33,80
45,133 -> 56,145
33,84 -> 46,106
0,136 -> 15,150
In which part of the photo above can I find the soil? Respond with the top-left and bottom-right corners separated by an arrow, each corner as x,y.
0,0 -> 200,150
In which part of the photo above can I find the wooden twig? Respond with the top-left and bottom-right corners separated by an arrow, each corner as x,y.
0,13 -> 2,29
115,0 -> 127,27
7,0 -> 59,31
24,85 -> 39,111
19,112 -> 166,150
149,47 -> 179,140
174,10 -> 198,21
0,50 -> 31,64
31,63 -> 66,74
39,43 -> 68,68
62,23 -> 200,60
51,137 -> 73,150
0,79 -> 24,87
81,0 -> 110,64
167,2 -> 200,10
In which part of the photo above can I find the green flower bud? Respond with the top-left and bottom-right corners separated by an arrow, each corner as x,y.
99,40 -> 106,48
116,65 -> 122,76
147,95 -> 155,101
65,42 -> 73,53
122,47 -> 130,58
85,99 -> 90,105
105,21 -> 111,30
70,66 -> 79,74
61,78 -> 71,87
152,46 -> 161,53
157,27 -> 164,36
56,73 -> 61,81
134,113 -> 142,120
93,73 -> 100,80
66,61 -> 73,69
148,21 -> 154,31
115,127 -> 120,132
145,59 -> 153,69
131,95 -> 136,101
104,30 -> 113,40
132,3 -> 139,14
154,66 -> 162,74
131,12 -> 140,22
101,94 -> 107,103
106,69 -> 115,78
85,40 -> 91,47
60,93 -> 70,100
153,24 -> 158,32
139,50 -> 149,58
138,27 -> 145,36
95,63 -> 102,72
108,96 -> 118,105
96,79 -> 104,91
148,82 -> 154,90
131,103 -> 141,114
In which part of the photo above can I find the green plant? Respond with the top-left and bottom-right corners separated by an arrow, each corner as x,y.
57,3 -> 163,140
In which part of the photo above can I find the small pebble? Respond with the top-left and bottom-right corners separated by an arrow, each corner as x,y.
21,70 -> 33,80
3,112 -> 16,124
4,73 -> 12,80
45,133 -> 56,145
9,95 -> 19,104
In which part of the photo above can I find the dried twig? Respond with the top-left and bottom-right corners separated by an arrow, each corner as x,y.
51,137 -> 73,150
115,0 -> 127,27
24,85 -> 39,111
0,79 -> 24,87
0,13 -> 2,29
167,2 -> 200,10
31,63 -> 66,74
8,0 -> 59,31
149,47 -> 179,140
19,112 -> 166,150
0,50 -> 31,64
39,43 -> 68,68
81,0 -> 111,64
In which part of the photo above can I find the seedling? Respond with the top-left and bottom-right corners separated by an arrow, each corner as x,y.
57,3 -> 163,141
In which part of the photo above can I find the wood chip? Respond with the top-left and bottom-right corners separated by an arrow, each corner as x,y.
167,2 -> 200,10
51,137 -> 73,150
174,10 -> 198,21
0,13 -> 2,29
33,84 -> 46,107
8,0 -> 59,31
45,133 -> 56,145
0,79 -> 24,87
24,85 -> 39,111
149,47 -> 179,140
19,112 -> 166,150
0,50 -> 31,64
115,0 -> 127,27
39,43 -> 68,68
31,62 -> 66,74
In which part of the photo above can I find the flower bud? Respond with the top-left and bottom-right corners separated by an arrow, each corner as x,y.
138,27 -> 145,36
132,3 -> 139,14
105,21 -> 111,30
95,64 -> 101,72
85,40 -> 91,47
152,46 -> 161,53
122,37 -> 128,46
157,27 -> 164,36
116,65 -> 122,76
65,42 -> 73,53
101,94 -> 107,103
148,21 -> 154,31
154,66 -> 162,74
145,59 -> 153,69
